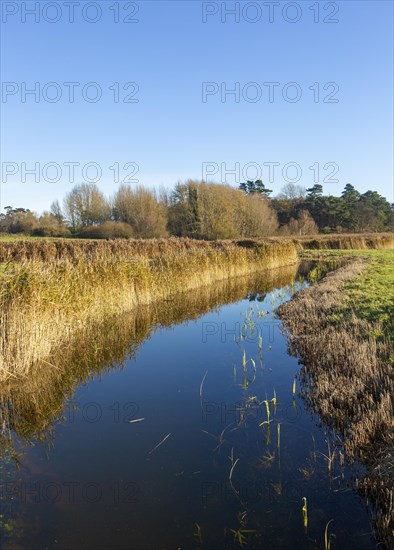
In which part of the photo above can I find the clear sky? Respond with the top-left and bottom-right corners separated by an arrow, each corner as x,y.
1,0 -> 393,213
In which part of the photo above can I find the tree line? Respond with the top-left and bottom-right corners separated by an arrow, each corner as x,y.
1,180 -> 392,239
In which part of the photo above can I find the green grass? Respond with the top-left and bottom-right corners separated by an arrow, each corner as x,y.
341,250 -> 394,337
301,249 -> 394,339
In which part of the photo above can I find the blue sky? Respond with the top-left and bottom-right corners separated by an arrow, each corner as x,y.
1,0 -> 393,213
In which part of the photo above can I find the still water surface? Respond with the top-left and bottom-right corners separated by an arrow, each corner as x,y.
0,263 -> 375,549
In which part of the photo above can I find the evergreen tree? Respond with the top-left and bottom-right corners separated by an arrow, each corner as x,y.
239,180 -> 272,197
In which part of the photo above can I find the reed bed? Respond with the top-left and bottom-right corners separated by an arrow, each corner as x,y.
0,265 -> 298,449
293,232 -> 394,251
0,236 -> 294,263
278,258 -> 394,546
0,238 -> 297,382
0,233 -> 392,262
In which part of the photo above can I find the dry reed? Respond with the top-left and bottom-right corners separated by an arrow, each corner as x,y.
278,260 -> 394,546
0,239 -> 298,382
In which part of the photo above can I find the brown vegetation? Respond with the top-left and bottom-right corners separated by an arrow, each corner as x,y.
1,232 -> 392,262
278,261 -> 394,546
0,238 -> 297,381
113,184 -> 168,238
0,265 -> 298,450
294,232 -> 394,250
167,180 -> 278,239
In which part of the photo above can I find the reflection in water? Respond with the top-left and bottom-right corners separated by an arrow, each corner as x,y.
0,260 -> 375,550
0,264 -> 299,456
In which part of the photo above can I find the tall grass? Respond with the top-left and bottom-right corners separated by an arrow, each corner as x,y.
294,232 -> 394,251
0,265 -> 299,453
0,238 -> 297,381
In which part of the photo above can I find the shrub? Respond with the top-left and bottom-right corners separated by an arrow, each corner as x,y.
77,221 -> 134,239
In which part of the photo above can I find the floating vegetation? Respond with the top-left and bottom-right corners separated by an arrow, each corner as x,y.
259,451 -> 275,468
200,370 -> 208,400
128,418 -> 144,424
148,432 -> 172,455
229,527 -> 256,547
229,456 -> 240,498
228,511 -> 256,548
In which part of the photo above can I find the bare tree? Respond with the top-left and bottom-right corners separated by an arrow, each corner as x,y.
63,183 -> 110,229
283,210 -> 318,235
113,184 -> 168,238
277,183 -> 306,201
168,180 -> 279,239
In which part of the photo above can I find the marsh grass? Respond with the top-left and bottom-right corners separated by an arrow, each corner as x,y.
278,250 -> 394,546
0,267 -> 300,458
0,238 -> 298,381
293,232 -> 394,251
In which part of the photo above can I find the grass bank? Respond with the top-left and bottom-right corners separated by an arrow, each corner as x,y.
0,238 -> 297,382
278,249 -> 394,547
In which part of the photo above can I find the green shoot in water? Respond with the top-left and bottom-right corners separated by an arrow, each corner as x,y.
259,400 -> 272,444
301,497 -> 308,531
271,389 -> 277,411
324,520 -> 335,550
193,523 -> 202,546
259,400 -> 271,426
239,351 -> 257,388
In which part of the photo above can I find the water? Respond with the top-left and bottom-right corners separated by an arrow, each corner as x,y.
0,263 -> 375,549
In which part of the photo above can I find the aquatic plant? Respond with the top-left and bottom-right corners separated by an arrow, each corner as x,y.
193,523 -> 203,547
200,370 -> 208,400
324,519 -> 335,550
259,400 -> 271,427
301,497 -> 308,531
229,455 -> 240,498
271,389 -> 277,410
239,351 -> 257,389
318,439 -> 337,475
148,432 -> 172,455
